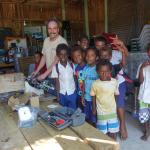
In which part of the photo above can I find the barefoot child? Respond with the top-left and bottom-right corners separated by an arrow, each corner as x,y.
137,43 -> 150,141
82,48 -> 99,125
51,44 -> 77,110
71,46 -> 86,110
91,59 -> 119,140
99,42 -> 128,139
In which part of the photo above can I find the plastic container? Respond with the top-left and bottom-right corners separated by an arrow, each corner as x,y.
18,106 -> 39,128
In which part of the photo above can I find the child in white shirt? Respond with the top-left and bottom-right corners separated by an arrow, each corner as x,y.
51,44 -> 77,110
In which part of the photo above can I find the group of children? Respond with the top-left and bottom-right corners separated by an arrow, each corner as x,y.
49,35 -> 128,140
33,35 -> 150,141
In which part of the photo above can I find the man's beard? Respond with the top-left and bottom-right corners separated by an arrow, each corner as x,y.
49,33 -> 58,40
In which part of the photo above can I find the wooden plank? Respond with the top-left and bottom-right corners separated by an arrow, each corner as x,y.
71,124 -> 119,150
20,123 -> 63,150
39,121 -> 93,150
0,73 -> 25,94
0,103 -> 31,150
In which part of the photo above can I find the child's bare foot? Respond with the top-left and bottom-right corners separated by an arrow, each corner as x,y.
140,132 -> 150,141
120,128 -> 128,140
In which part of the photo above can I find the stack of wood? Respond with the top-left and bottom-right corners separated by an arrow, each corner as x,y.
0,73 -> 25,94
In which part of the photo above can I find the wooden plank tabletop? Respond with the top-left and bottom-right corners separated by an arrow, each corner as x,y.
0,99 -> 119,150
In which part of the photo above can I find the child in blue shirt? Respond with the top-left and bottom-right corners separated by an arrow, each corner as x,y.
82,48 -> 99,125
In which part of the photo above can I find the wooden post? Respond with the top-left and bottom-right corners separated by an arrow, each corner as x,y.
61,0 -> 67,39
104,0 -> 108,32
61,0 -> 66,20
84,0 -> 89,37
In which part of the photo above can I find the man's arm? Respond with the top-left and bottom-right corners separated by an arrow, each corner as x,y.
37,56 -> 59,81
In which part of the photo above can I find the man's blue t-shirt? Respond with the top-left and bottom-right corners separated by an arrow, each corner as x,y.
83,65 -> 99,101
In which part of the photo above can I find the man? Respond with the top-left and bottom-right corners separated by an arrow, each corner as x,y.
33,18 -> 67,80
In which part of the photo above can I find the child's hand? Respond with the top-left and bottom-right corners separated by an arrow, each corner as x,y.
57,94 -> 60,102
81,97 -> 85,106
110,35 -> 125,51
92,109 -> 96,115
141,60 -> 150,69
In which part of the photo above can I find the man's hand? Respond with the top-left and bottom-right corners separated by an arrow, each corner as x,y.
37,73 -> 47,81
31,70 -> 38,78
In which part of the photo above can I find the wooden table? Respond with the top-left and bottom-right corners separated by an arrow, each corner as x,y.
0,100 -> 119,150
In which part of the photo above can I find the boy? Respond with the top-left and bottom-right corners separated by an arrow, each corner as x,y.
82,48 -> 99,125
51,44 -> 77,110
77,35 -> 89,50
71,46 -> 86,110
137,43 -> 150,141
94,36 -> 107,51
34,52 -> 47,74
91,59 -> 119,140
99,44 -> 128,140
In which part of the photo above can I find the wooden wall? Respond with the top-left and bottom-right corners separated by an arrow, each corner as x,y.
0,0 -> 104,42
108,0 -> 150,44
108,0 -> 136,44
1,0 -> 150,44
136,0 -> 150,35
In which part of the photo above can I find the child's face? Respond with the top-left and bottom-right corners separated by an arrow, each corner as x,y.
98,65 -> 111,81
86,49 -> 96,65
80,38 -> 89,49
34,54 -> 41,64
58,49 -> 68,63
72,51 -> 84,65
99,51 -> 111,60
95,41 -> 105,50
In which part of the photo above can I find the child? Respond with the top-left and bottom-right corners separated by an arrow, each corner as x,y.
34,52 -> 47,74
94,36 -> 107,51
91,59 -> 119,140
82,47 -> 99,125
51,43 -> 77,110
99,44 -> 128,140
71,46 -> 86,110
137,43 -> 150,141
77,35 -> 89,50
